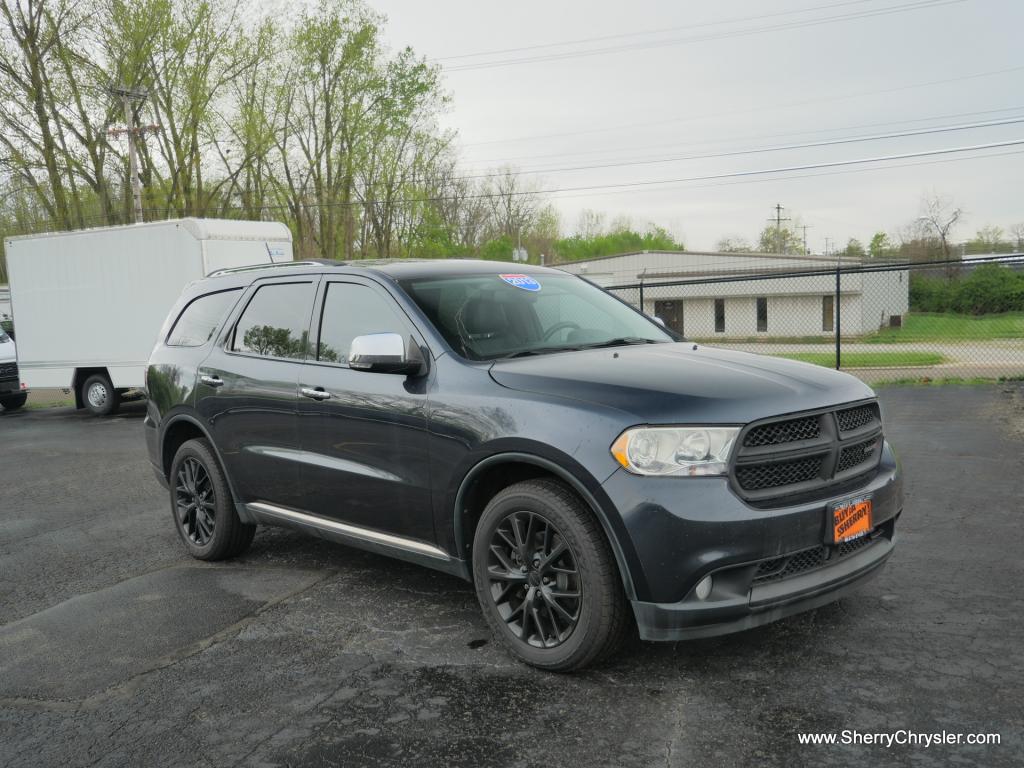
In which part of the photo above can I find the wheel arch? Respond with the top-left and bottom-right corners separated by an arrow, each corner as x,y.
160,413 -> 249,521
453,452 -> 641,601
72,367 -> 110,410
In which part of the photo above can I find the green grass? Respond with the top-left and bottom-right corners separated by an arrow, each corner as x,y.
772,351 -> 946,368
873,375 -> 1024,387
864,312 -> 1024,343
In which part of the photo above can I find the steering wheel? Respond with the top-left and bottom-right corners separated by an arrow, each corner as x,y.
542,321 -> 581,341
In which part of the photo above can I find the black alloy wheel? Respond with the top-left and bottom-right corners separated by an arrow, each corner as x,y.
168,438 -> 255,560
487,510 -> 582,649
175,456 -> 216,546
472,479 -> 631,671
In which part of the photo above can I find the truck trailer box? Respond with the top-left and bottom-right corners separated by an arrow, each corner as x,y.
5,218 -> 292,414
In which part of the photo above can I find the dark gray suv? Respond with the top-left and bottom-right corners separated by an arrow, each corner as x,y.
145,259 -> 902,671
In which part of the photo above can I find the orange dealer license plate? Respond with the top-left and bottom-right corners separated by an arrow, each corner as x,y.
830,497 -> 872,544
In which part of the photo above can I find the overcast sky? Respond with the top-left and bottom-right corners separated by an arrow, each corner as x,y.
370,0 -> 1022,251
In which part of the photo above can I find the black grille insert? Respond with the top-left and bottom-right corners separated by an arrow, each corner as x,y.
837,403 -> 880,433
837,438 -> 880,474
0,363 -> 17,381
736,455 -> 824,491
743,415 -> 820,447
753,531 -> 882,584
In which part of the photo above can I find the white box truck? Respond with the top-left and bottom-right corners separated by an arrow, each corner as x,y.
5,218 -> 293,415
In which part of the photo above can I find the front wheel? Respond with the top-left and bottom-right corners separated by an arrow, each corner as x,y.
471,479 -> 631,671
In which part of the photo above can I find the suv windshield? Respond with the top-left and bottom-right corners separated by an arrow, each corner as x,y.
400,272 -> 673,361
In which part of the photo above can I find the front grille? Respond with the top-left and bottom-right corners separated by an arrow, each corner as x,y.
743,415 -> 820,447
736,455 -> 824,491
753,529 -> 883,584
837,403 -> 880,433
0,362 -> 17,381
731,400 -> 883,504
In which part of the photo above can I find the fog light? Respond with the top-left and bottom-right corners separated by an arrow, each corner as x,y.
694,575 -> 713,601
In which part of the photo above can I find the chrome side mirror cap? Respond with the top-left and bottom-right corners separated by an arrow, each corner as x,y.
348,333 -> 426,376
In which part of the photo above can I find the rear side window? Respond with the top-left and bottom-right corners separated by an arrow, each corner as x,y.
316,282 -> 412,365
166,289 -> 241,347
231,282 -> 315,360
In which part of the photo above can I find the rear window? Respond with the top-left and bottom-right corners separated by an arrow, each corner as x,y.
230,282 -> 316,360
166,289 -> 241,347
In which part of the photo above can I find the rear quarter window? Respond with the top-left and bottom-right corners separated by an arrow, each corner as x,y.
166,289 -> 242,347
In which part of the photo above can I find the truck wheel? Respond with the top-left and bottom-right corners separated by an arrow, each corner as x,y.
471,479 -> 631,671
0,392 -> 27,411
81,373 -> 121,416
169,438 -> 255,561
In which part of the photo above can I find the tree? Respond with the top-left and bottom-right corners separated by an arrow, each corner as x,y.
842,238 -> 865,259
966,224 -> 1007,254
715,236 -> 752,253
1012,222 -> 1024,251
918,192 -> 963,261
757,223 -> 802,254
868,232 -> 892,260
575,209 -> 605,239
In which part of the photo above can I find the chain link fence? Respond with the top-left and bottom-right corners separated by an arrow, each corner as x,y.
601,254 -> 1024,385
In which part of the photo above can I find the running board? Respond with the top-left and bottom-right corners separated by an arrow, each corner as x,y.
245,502 -> 452,562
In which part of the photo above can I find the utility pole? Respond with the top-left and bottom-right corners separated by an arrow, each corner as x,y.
824,237 -> 833,257
107,86 -> 160,224
766,203 -> 791,254
800,225 -> 811,255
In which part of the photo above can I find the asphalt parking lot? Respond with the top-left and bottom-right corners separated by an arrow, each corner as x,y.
1,386 -> 1022,767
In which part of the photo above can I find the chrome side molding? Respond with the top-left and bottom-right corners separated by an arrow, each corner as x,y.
246,502 -> 451,561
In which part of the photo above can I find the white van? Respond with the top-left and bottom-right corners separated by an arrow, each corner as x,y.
5,218 -> 292,415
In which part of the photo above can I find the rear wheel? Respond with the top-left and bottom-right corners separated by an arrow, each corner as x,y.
81,373 -> 120,416
169,438 -> 255,560
0,392 -> 27,411
472,478 -> 631,671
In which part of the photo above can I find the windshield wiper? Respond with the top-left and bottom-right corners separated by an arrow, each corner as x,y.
500,345 -> 584,359
578,337 -> 663,350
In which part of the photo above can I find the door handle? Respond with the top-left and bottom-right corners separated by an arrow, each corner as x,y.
300,387 -> 332,401
199,374 -> 224,388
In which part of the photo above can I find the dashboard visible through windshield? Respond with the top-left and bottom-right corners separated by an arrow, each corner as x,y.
400,272 -> 674,361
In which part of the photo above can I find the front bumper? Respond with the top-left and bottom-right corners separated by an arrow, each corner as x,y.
601,440 -> 902,642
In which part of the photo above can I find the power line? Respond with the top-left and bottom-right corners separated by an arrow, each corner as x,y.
438,0 -> 885,61
445,0 -> 964,72
460,63 -> 1024,148
453,115 -> 1024,182
463,104 -> 1024,166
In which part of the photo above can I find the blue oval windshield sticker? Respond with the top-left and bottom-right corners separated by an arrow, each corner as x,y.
499,273 -> 541,292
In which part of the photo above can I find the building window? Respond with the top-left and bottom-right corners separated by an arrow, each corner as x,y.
822,295 -> 834,332
714,299 -> 725,333
756,297 -> 768,332
654,299 -> 683,335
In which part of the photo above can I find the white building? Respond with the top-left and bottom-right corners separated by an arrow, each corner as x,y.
553,251 -> 909,339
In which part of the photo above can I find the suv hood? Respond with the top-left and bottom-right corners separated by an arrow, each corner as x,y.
489,342 -> 874,424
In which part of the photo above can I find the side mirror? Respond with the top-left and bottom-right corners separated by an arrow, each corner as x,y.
348,333 -> 425,376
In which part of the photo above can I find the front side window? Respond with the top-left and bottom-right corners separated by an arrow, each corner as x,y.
400,272 -> 672,361
231,282 -> 315,360
167,289 -> 241,347
316,282 -> 412,365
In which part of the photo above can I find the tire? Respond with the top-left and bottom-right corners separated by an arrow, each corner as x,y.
81,373 -> 121,416
169,438 -> 255,561
471,478 -> 631,671
0,392 -> 27,411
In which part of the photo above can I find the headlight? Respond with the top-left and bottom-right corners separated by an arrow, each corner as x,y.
610,426 -> 739,476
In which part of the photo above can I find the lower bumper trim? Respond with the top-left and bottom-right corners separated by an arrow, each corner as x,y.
632,536 -> 894,642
